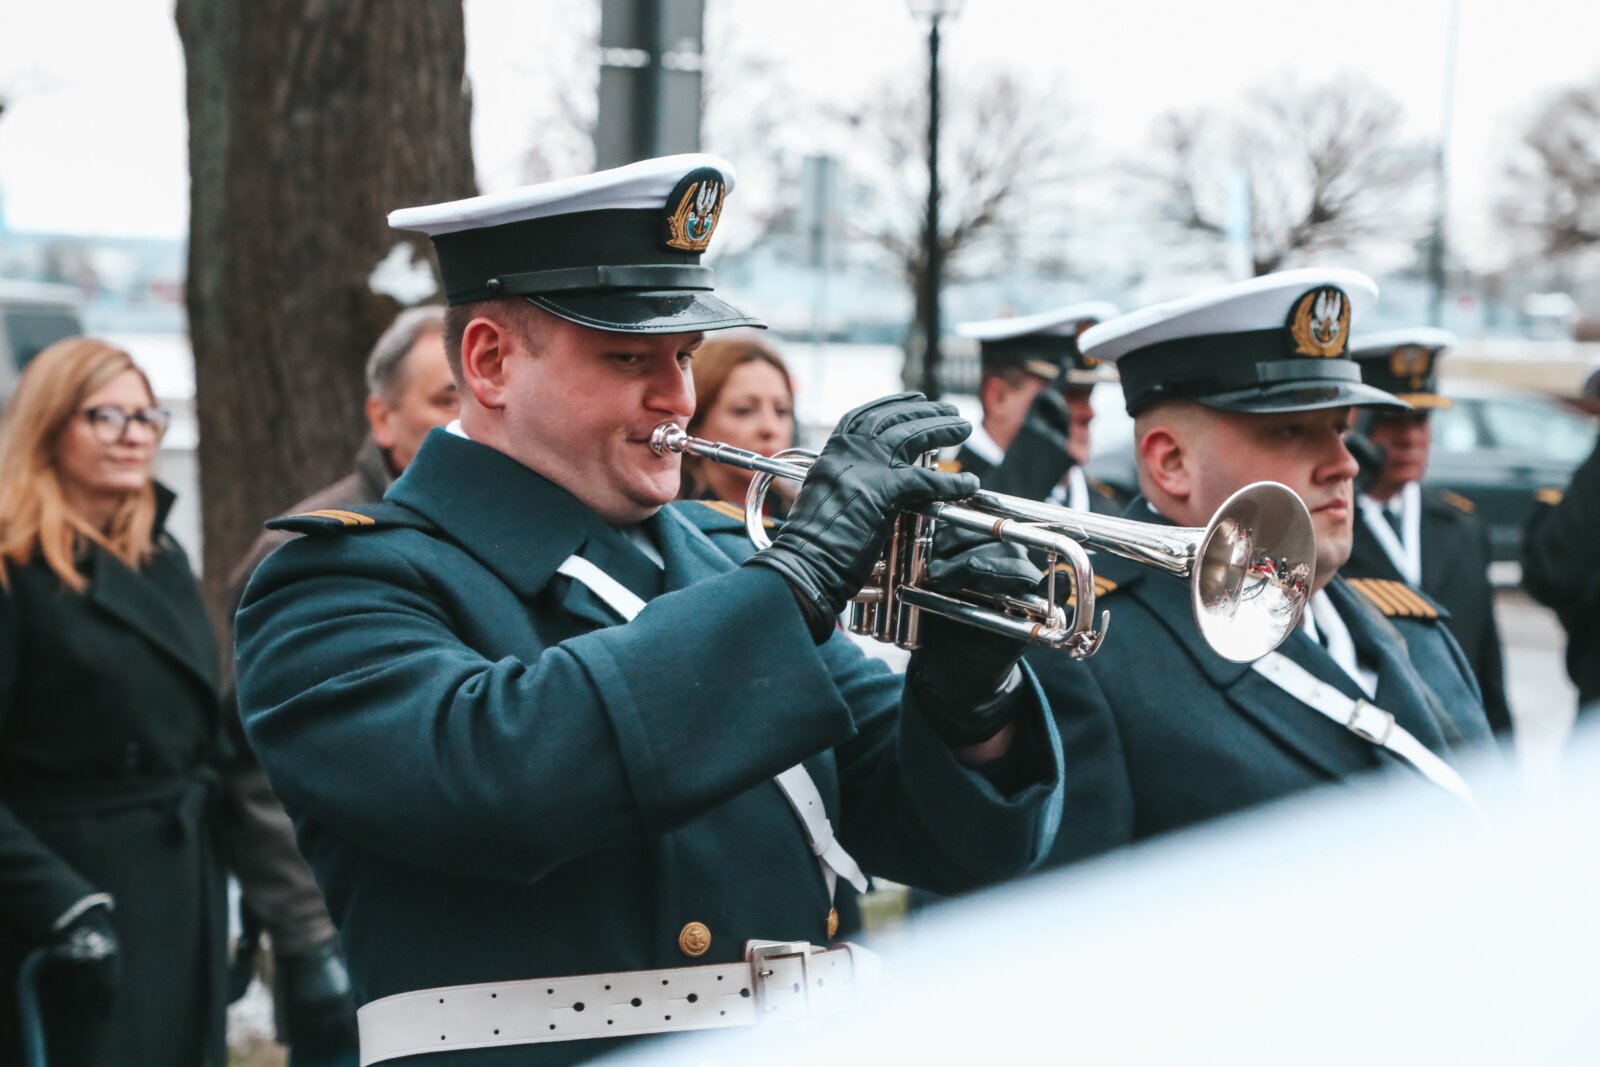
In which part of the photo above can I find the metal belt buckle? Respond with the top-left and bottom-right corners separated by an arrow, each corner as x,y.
746,940 -> 813,1023
1347,699 -> 1395,745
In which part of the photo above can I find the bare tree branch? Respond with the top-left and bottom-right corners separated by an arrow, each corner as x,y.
1500,73 -> 1600,260
1135,73 -> 1429,275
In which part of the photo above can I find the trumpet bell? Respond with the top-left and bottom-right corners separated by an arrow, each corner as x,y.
1191,481 -> 1316,663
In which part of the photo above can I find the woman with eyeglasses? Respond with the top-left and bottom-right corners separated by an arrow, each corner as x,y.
0,339 -> 226,1066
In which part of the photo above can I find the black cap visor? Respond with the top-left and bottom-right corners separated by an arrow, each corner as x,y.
528,290 -> 764,334
1197,377 -> 1412,415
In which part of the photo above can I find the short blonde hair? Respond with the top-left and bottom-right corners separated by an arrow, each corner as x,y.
0,338 -> 159,590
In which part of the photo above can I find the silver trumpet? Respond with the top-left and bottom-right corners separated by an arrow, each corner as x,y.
651,424 -> 1315,662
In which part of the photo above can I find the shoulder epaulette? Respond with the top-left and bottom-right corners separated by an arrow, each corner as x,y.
1346,578 -> 1441,620
1049,567 -> 1119,608
670,498 -> 775,532
1086,475 -> 1121,501
265,502 -> 433,535
1535,487 -> 1565,507
1438,489 -> 1476,514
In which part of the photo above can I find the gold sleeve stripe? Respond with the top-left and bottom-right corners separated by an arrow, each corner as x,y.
300,508 -> 375,527
1440,490 -> 1476,514
1050,566 -> 1118,607
941,460 -> 963,473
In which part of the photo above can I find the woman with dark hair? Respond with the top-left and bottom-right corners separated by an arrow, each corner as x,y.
0,338 -> 227,1066
678,334 -> 796,510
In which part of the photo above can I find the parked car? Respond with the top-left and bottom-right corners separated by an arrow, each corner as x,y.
1084,379 -> 1599,565
0,279 -> 84,401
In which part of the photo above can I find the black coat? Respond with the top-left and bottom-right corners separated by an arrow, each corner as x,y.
0,500 -> 227,1066
1344,489 -> 1512,736
1524,438 -> 1600,710
1027,501 -> 1493,867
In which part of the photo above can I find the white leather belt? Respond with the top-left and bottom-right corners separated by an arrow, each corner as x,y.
356,940 -> 877,1065
1252,652 -> 1477,809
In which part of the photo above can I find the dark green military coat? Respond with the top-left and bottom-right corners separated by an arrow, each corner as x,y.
1345,488 -> 1511,735
1523,438 -> 1600,712
236,430 -> 1063,1066
0,492 -> 227,1067
1027,500 -> 1492,867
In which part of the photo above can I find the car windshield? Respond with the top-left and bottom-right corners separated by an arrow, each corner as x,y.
1476,394 -> 1597,462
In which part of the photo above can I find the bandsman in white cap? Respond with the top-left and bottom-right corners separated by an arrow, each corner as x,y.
951,303 -> 1128,512
234,155 -> 1065,1065
1025,270 -> 1494,866
1342,330 -> 1512,737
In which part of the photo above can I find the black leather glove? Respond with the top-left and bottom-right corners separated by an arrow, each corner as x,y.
908,523 -> 1045,745
43,904 -> 120,1015
747,393 -> 978,638
274,938 -> 359,1055
986,387 -> 1075,499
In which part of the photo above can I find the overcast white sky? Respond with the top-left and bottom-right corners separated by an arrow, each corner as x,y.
0,0 -> 1595,268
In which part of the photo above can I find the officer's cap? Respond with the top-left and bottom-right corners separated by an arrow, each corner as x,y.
1080,269 -> 1408,416
1349,328 -> 1456,410
388,154 -> 763,334
956,302 -> 1121,385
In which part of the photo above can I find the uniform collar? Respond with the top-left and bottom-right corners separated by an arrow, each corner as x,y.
965,422 -> 1006,466
386,428 -> 594,597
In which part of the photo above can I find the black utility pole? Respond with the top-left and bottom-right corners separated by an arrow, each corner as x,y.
596,0 -> 705,168
1427,0 -> 1461,328
920,13 -> 944,399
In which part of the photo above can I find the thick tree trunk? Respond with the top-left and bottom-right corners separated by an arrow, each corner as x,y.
176,0 -> 475,623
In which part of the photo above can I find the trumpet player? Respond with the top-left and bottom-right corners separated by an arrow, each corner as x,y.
233,156 -> 1065,1065
1027,270 -> 1495,867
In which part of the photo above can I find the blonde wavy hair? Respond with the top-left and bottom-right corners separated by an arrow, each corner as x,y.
0,338 -> 159,591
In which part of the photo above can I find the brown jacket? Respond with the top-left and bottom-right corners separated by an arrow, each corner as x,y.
220,439 -> 393,953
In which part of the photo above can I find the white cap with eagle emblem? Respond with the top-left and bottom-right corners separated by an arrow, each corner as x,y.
388,154 -> 763,334
1079,268 -> 1408,416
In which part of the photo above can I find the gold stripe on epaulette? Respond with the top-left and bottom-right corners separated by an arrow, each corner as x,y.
1050,566 -> 1118,608
299,508 -> 375,527
1439,489 -> 1476,514
1349,578 -> 1437,620
1088,476 -> 1118,500
698,499 -> 745,522
1535,487 -> 1565,507
940,460 -> 963,474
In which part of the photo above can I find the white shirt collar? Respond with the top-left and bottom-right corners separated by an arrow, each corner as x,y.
964,422 -> 1006,466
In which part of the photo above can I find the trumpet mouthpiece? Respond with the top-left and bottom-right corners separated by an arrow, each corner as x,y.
650,423 -> 688,455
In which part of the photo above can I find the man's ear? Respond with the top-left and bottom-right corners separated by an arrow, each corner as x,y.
978,374 -> 1006,415
1139,422 -> 1191,503
365,393 -> 395,449
460,316 -> 512,410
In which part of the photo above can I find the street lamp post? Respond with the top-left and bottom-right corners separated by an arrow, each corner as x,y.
909,0 -> 961,399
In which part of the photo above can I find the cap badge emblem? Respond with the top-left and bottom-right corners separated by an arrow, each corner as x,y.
1288,287 -> 1350,358
664,169 -> 725,252
1389,345 -> 1431,389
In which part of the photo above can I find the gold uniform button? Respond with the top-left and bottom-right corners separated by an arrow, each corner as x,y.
678,921 -> 711,958
826,908 -> 839,940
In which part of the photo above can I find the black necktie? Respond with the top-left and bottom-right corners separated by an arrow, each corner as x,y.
1382,504 -> 1403,537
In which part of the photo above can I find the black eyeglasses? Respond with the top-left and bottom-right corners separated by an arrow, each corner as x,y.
81,405 -> 171,444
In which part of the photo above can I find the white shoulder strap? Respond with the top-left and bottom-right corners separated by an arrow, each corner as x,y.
556,554 -> 868,898
1251,652 -> 1476,810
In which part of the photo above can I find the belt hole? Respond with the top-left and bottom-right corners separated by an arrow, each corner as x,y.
574,1002 -> 586,1012
438,998 -> 444,1004
631,997 -> 642,1007
740,988 -> 750,998
490,993 -> 497,999
720,1010 -> 727,1016
549,1024 -> 556,1031
604,984 -> 611,991
546,988 -> 553,995
716,975 -> 724,981
493,1030 -> 499,1036
607,1020 -> 614,1026
664,1014 -> 672,1021
792,982 -> 801,993
661,979 -> 669,986
687,993 -> 698,1004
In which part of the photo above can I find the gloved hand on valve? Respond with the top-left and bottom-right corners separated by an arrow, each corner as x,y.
746,393 -> 978,640
910,523 -> 1046,746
